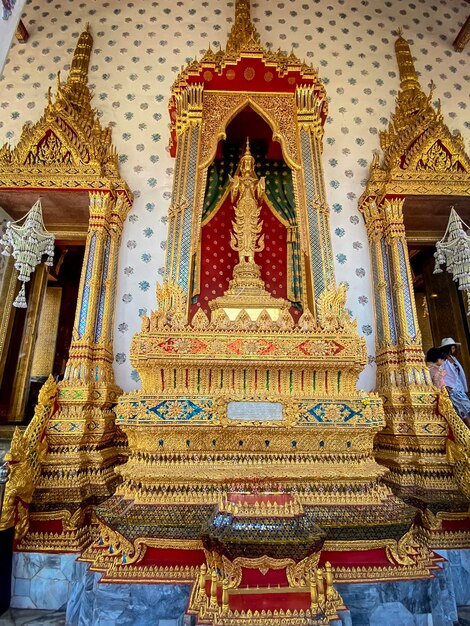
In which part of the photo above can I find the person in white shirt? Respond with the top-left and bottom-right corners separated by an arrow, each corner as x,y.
440,337 -> 470,428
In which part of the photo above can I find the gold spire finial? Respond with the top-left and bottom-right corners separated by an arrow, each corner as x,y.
226,0 -> 263,53
244,136 -> 251,155
59,25 -> 93,110
394,31 -> 420,91
67,24 -> 93,87
379,33 -> 440,166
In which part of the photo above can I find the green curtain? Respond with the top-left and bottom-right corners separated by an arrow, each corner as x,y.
202,139 -> 240,223
252,142 -> 302,306
201,139 -> 302,306
194,141 -> 240,303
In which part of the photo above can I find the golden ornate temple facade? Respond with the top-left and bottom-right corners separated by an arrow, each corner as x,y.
0,2 -> 469,624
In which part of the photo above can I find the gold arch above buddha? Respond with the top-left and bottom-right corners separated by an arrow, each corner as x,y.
200,93 -> 301,171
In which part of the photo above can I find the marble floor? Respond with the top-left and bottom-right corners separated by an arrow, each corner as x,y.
1,605 -> 470,625
459,606 -> 470,626
0,610 -> 65,626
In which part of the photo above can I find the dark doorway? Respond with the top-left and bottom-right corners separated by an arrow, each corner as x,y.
0,243 -> 84,425
410,245 -> 470,378
24,243 -> 85,424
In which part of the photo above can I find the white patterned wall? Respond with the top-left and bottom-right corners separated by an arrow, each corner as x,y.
0,0 -> 469,392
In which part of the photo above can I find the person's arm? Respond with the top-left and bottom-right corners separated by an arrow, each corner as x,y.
457,360 -> 468,393
443,359 -> 457,389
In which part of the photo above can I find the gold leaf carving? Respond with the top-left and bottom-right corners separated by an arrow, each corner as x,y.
0,376 -> 57,539
191,308 -> 210,330
316,284 -> 356,334
200,93 -> 300,170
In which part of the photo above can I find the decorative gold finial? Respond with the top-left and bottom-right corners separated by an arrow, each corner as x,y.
68,24 -> 93,86
57,25 -> 93,110
379,33 -> 439,157
394,31 -> 420,91
226,0 -> 263,53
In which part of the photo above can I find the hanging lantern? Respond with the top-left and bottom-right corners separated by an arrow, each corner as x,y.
0,199 -> 55,308
434,207 -> 470,315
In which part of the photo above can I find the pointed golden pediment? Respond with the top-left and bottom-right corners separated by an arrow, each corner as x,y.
379,102 -> 470,176
171,0 -> 322,94
379,86 -> 436,170
408,134 -> 469,174
360,34 -> 470,203
0,26 -> 122,189
376,34 -> 470,176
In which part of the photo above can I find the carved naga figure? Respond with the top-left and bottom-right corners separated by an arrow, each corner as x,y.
229,138 -> 266,264
0,376 -> 57,539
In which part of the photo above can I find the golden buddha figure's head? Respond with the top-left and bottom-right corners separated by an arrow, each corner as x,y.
240,138 -> 255,176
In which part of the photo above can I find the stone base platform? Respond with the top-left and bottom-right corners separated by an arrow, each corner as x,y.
0,609 -> 66,626
8,550 -> 470,625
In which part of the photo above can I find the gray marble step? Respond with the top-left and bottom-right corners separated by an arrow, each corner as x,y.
458,606 -> 470,626
0,609 -> 65,626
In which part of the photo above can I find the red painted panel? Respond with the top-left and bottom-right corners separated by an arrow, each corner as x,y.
190,194 -> 288,320
320,548 -> 392,568
141,547 -> 206,567
229,591 -> 311,612
240,567 -> 289,588
441,517 -> 470,532
186,57 -> 316,95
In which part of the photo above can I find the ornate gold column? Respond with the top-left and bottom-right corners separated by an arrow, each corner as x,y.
29,191 -> 131,550
66,191 -> 116,381
296,86 -> 334,313
382,198 -> 420,346
165,84 -> 203,311
97,193 -> 129,348
363,196 -> 456,503
362,200 -> 394,356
